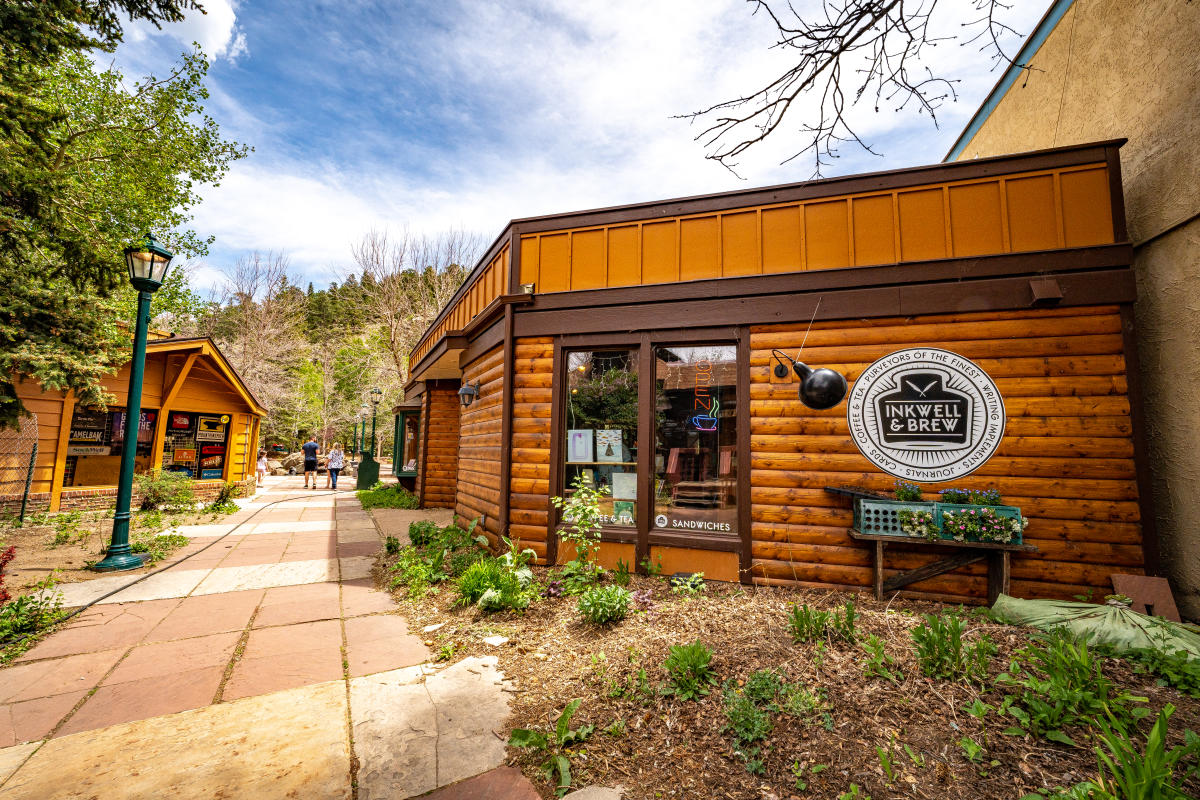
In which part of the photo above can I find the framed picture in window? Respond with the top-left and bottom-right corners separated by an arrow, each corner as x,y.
566,429 -> 593,463
595,429 -> 623,463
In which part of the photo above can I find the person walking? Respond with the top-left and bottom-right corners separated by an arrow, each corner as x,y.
326,443 -> 345,490
256,450 -> 268,487
301,435 -> 320,489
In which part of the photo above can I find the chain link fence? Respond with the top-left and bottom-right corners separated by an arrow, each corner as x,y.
0,415 -> 39,521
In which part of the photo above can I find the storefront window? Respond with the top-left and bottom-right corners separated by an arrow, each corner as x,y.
653,345 -> 737,535
161,412 -> 231,479
563,349 -> 639,527
64,406 -> 157,487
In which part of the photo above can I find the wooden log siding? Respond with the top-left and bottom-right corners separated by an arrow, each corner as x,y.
420,386 -> 460,508
749,305 -> 1145,602
507,337 -> 553,562
455,346 -> 505,542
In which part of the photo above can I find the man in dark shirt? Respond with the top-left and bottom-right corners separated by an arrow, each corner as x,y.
301,435 -> 320,489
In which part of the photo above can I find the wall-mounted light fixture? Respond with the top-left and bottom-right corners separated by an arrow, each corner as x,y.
520,283 -> 536,294
771,349 -> 848,410
457,381 -> 480,408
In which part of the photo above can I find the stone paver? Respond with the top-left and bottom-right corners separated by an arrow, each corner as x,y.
0,477 -> 518,799
419,767 -> 541,800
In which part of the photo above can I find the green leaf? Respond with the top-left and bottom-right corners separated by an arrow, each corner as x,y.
1002,727 -> 1027,737
552,755 -> 572,796
507,729 -> 548,750
1044,729 -> 1077,747
555,699 -> 583,746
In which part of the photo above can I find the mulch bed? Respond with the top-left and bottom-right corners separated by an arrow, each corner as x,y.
374,559 -> 1200,800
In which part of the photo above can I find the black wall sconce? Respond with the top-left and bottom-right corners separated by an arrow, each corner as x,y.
771,349 -> 848,410
457,381 -> 480,408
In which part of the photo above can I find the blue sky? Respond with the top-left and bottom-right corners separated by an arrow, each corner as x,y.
113,0 -> 1049,292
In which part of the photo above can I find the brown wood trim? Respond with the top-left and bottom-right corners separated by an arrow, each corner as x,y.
418,390 -> 432,508
498,304 -> 515,541
514,268 -> 1136,338
1106,145 -> 1129,244
517,244 -> 1132,314
407,333 -> 469,387
647,530 -> 741,552
459,320 -> 504,368
546,337 -> 565,565
736,328 -> 752,583
512,141 -> 1125,234
636,333 -> 653,571
1120,304 -> 1159,575
558,327 -> 740,349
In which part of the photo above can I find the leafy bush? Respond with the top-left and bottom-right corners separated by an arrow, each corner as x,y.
389,548 -> 447,599
356,482 -> 419,510
385,536 -> 401,555
910,612 -> 995,684
204,481 -> 241,514
613,558 -> 631,586
996,628 -> 1148,745
508,699 -> 595,797
551,477 -> 607,590
0,574 -> 65,644
130,532 -> 190,563
136,468 -> 195,512
662,640 -> 718,700
578,585 -> 630,624
893,481 -> 923,501
939,487 -> 1004,505
788,601 -> 857,643
670,572 -> 706,598
448,548 -> 488,577
862,634 -> 903,684
744,668 -> 789,707
408,520 -> 439,548
722,684 -> 773,746
455,558 -> 531,612
1124,647 -> 1200,698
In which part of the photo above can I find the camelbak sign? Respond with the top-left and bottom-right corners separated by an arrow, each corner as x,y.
847,348 -> 1005,482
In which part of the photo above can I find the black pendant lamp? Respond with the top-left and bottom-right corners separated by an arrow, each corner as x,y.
772,350 -> 848,410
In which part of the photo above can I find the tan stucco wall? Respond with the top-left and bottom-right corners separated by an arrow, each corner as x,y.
955,0 -> 1200,619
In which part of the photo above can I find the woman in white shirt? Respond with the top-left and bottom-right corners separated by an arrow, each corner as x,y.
326,443 -> 346,490
256,450 -> 268,486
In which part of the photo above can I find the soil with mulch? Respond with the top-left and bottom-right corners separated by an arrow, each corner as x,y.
373,558 -> 1200,800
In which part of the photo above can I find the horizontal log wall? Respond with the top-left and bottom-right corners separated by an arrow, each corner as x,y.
508,337 -> 553,562
750,304 -> 1144,602
420,386 -> 460,508
455,347 -> 504,541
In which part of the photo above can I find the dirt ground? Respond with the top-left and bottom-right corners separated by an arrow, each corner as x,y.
374,557 -> 1200,800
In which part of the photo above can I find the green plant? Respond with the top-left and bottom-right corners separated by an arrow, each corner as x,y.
130,528 -> 189,563
662,640 -> 718,700
578,585 -> 630,624
788,601 -> 857,643
942,506 -> 1026,543
135,468 -> 196,512
862,634 -> 903,684
903,743 -> 925,767
897,508 -> 937,541
838,784 -> 872,800
0,574 -> 65,643
48,511 -> 84,546
722,684 -> 773,746
455,558 -> 532,612
779,683 -> 826,719
436,642 -> 457,662
640,553 -> 664,576
959,736 -> 986,763
893,480 -> 923,501
670,572 -> 706,598
876,745 -> 896,782
613,558 -> 631,586
996,628 -> 1149,745
389,548 -> 447,599
385,536 -> 401,555
204,481 -> 240,514
744,668 -> 789,707
448,549 -> 488,577
551,476 -> 607,566
1124,647 -> 1200,698
408,520 -> 439,548
791,761 -> 827,791
603,719 -> 626,737
508,699 -> 595,797
356,482 -> 419,510
910,612 -> 995,683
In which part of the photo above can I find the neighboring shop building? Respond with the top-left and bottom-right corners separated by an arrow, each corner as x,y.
945,0 -> 1199,615
402,139 -> 1151,604
8,336 -> 266,512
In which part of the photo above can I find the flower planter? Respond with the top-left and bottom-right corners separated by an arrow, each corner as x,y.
855,498 -> 1026,545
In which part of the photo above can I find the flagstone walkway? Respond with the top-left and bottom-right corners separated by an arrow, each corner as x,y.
0,476 -> 531,799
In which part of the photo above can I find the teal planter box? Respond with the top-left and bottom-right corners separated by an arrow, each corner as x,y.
855,498 -> 1025,544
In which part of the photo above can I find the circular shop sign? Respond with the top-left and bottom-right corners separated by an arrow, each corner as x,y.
846,348 -> 1005,482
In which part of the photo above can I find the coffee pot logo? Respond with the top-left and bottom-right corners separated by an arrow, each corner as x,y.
876,372 -> 971,448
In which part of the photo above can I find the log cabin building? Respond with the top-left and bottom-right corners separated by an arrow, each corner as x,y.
400,140 -> 1153,604
5,336 -> 266,513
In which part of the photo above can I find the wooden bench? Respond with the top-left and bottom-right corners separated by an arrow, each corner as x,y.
825,486 -> 1037,604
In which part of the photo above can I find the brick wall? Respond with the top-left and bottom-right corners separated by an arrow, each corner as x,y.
0,476 -> 256,516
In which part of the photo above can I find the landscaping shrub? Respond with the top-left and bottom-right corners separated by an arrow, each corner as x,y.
722,683 -> 774,746
204,481 -> 241,514
551,477 -> 607,592
788,601 -> 858,643
448,548 -> 488,577
1123,647 -> 1200,698
455,558 -> 530,612
662,640 -> 718,700
996,628 -> 1148,745
136,468 -> 195,512
0,574 -> 65,644
356,482 -> 419,510
408,520 -> 439,548
578,585 -> 630,624
130,532 -> 190,563
910,612 -> 995,684
508,699 -> 595,797
389,548 -> 447,599
385,536 -> 401,555
743,668 -> 788,707
893,480 -> 923,501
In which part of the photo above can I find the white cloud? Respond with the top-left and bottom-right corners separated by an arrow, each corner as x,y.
128,0 -> 247,62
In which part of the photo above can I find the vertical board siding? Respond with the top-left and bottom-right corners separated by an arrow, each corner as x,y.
455,346 -> 505,540
517,163 -> 1113,294
411,243 -> 509,366
508,337 -> 553,562
749,305 -> 1143,603
420,386 -> 460,508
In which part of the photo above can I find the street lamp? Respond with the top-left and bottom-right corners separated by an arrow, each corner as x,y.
368,387 -> 382,455
358,404 -> 369,458
458,381 -> 479,408
93,234 -> 173,572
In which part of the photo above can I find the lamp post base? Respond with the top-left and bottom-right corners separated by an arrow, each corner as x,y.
91,551 -> 150,572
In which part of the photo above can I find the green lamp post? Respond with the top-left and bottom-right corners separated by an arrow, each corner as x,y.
352,418 -> 359,459
93,234 -> 173,572
368,387 -> 382,455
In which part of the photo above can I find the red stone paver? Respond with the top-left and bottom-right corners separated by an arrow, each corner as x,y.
1,649 -> 126,703
14,598 -> 179,661
336,541 -> 379,558
344,615 -> 427,678
101,632 -> 240,685
340,579 -> 398,617
145,589 -> 263,642
56,666 -> 225,737
419,767 -> 541,800
222,648 -> 344,701
254,583 -> 342,628
1,690 -> 88,747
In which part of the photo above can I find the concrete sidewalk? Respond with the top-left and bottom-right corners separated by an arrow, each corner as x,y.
0,476 -> 522,799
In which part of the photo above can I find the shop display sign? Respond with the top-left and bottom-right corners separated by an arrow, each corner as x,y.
67,445 -> 109,455
112,410 -> 156,444
200,455 -> 223,468
173,448 -> 197,462
653,513 -> 733,532
170,413 -> 192,429
847,348 -> 1005,482
200,444 -> 226,455
200,468 -> 223,479
69,428 -> 104,444
195,415 -> 227,442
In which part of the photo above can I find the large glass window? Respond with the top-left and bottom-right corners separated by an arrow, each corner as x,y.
653,345 -> 738,535
563,349 -> 639,527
